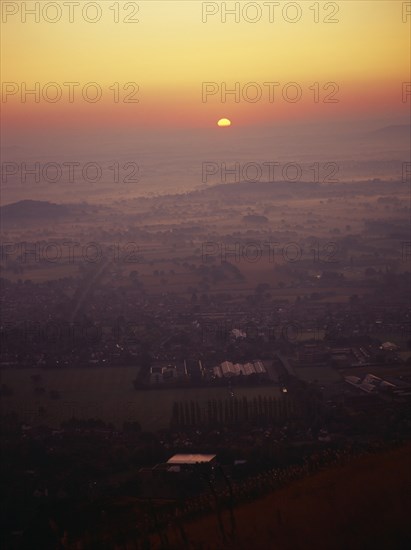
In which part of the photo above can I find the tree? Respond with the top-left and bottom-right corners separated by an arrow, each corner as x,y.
123,421 -> 141,433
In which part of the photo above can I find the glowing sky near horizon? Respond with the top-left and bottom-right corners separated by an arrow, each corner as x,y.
1,1 -> 410,130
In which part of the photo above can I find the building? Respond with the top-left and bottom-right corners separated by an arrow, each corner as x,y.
139,454 -> 217,499
215,360 -> 267,378
166,454 -> 217,468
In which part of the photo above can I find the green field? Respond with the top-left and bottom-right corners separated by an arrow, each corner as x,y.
0,367 -> 281,430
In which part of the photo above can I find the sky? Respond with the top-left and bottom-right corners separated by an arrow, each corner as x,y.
0,1 -> 410,203
1,0 -> 410,131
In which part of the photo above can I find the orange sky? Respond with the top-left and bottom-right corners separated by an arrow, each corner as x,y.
1,1 -> 410,130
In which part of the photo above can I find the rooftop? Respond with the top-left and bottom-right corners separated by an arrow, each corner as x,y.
166,454 -> 217,465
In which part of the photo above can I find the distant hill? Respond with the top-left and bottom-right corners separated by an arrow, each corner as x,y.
370,125 -> 411,139
0,200 -> 68,221
191,180 -> 316,198
187,179 -> 408,203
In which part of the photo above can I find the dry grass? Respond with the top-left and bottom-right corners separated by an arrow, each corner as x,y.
160,444 -> 411,549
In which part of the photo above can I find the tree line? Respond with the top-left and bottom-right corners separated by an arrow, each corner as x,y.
170,395 -> 297,428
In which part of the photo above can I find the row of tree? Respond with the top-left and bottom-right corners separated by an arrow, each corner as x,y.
170,395 -> 297,427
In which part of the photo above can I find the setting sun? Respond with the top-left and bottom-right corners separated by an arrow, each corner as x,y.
217,118 -> 232,127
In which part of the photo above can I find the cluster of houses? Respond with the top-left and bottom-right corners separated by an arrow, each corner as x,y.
149,360 -> 204,384
148,358 -> 268,385
345,373 -> 411,397
212,360 -> 266,378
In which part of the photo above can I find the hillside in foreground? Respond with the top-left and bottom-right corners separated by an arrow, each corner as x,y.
161,444 -> 411,550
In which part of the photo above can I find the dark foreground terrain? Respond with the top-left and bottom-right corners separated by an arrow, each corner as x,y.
160,444 -> 411,550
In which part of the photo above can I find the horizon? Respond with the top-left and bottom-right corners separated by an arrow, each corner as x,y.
1,2 -> 410,547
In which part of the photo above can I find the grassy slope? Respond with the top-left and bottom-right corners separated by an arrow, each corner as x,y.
162,444 -> 411,550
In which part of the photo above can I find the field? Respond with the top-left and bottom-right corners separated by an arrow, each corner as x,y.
294,366 -> 342,384
0,367 -> 281,430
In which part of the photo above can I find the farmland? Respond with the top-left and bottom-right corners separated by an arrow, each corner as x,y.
0,367 -> 282,430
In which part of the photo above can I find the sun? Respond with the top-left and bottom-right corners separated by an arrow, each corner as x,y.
217,118 -> 231,127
